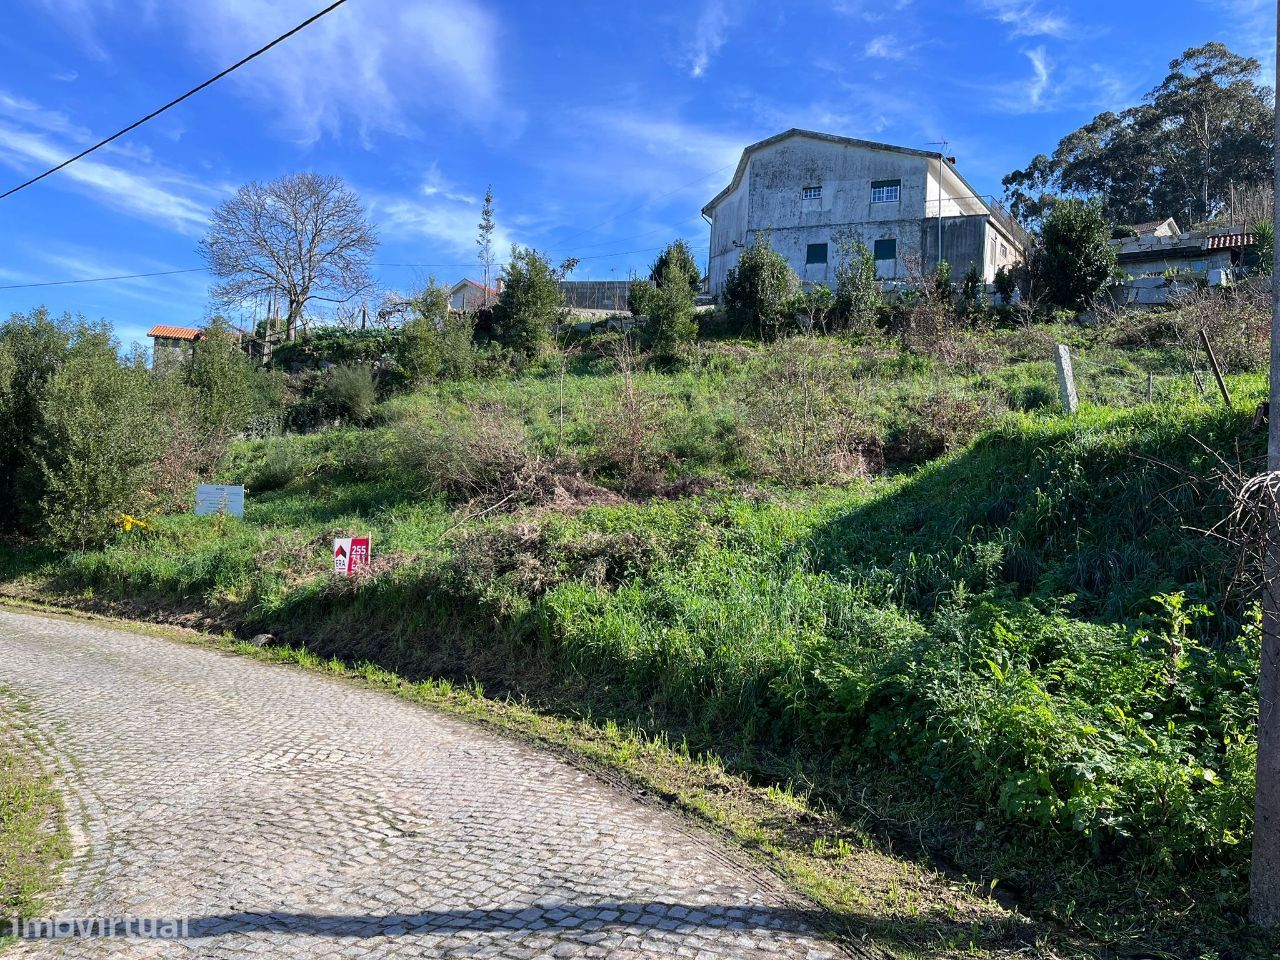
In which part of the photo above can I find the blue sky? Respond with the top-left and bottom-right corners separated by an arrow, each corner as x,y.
0,0 -> 1271,347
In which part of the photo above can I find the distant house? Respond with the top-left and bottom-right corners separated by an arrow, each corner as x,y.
701,128 -> 1028,296
448,278 -> 499,311
1113,226 -> 1257,279
1131,217 -> 1180,238
147,325 -> 201,368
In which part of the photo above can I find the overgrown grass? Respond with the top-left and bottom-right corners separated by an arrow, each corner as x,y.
2,324 -> 1274,957
0,705 -> 67,936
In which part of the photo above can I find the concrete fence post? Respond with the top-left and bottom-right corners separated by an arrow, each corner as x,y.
1055,344 -> 1078,415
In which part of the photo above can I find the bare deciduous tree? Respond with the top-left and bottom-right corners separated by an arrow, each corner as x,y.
200,173 -> 378,342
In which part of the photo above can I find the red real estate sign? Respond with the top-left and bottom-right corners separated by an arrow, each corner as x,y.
332,537 -> 371,576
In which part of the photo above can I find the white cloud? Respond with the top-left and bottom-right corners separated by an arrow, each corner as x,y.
31,0 -> 505,145
373,171 -> 514,261
976,0 -> 1071,38
1025,46 -> 1051,106
687,0 -> 732,78
51,69 -> 79,82
0,90 -> 223,232
865,35 -> 905,60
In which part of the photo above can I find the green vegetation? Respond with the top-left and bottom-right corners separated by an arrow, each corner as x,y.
0,707 -> 67,931
2,295 -> 1276,956
723,233 -> 799,339
1039,198 -> 1118,310
1003,42 -> 1272,227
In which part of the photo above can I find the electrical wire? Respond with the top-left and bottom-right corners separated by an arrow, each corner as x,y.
0,0 -> 351,201
0,267 -> 206,290
0,241 -> 704,292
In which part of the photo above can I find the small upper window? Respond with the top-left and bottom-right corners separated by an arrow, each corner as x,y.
871,179 -> 901,203
806,242 -> 829,265
802,185 -> 822,200
1000,243 -> 1009,260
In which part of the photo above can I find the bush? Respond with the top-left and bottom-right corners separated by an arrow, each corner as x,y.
0,308 -> 90,530
737,338 -> 883,483
648,240 -> 701,290
398,402 -> 540,502
1041,198 -> 1117,310
626,279 -> 656,317
993,264 -> 1018,305
188,318 -> 283,437
640,267 -> 698,359
34,340 -> 172,548
399,283 -> 477,384
492,246 -> 569,356
722,234 -> 798,340
324,364 -> 376,424
832,238 -> 881,331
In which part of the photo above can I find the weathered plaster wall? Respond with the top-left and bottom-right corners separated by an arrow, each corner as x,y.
706,134 -> 1002,293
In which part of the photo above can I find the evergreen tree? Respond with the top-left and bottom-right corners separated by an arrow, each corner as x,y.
477,186 -> 496,306
492,246 -> 569,356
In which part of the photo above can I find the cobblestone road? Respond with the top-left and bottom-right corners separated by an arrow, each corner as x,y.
0,610 -> 846,959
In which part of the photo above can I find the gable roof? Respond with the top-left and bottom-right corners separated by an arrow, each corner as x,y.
1131,217 -> 1180,236
449,278 -> 498,296
701,128 -> 1025,248
147,325 -> 201,340
703,129 -> 950,216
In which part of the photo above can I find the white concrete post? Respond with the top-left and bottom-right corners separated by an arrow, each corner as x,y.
1055,344 -> 1078,415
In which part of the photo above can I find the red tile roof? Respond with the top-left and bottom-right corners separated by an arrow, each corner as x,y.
453,278 -> 499,295
147,325 -> 202,340
1205,233 -> 1256,250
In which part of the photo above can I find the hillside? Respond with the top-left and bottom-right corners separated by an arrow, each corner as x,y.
1,310 -> 1274,957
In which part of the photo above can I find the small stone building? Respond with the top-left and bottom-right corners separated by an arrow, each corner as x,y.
147,325 -> 202,369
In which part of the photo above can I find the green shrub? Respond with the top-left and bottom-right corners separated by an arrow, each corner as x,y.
832,238 -> 881,331
492,247 -> 569,356
324,364 -> 376,424
188,318 -> 283,436
722,234 -> 798,340
648,239 -> 701,290
1041,198 -> 1117,310
399,284 -> 477,384
34,340 -> 171,548
641,268 -> 697,359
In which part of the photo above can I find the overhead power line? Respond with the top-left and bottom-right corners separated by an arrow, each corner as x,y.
0,0 -> 351,202
0,242 -> 707,293
0,267 -> 206,291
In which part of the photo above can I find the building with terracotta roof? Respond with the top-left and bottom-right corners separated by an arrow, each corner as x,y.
147,325 -> 202,369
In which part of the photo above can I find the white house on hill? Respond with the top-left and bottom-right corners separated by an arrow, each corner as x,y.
449,278 -> 499,311
702,129 -> 1027,296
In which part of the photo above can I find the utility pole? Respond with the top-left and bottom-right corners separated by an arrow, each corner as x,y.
1250,0 -> 1280,927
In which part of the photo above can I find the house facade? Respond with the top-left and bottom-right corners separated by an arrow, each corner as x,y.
1114,227 -> 1257,280
448,278 -> 499,311
702,129 -> 1027,296
147,325 -> 201,369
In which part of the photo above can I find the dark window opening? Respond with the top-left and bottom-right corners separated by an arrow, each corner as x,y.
806,242 -> 828,265
873,238 -> 897,261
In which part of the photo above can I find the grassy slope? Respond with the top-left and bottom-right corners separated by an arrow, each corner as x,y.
1,327 -> 1274,957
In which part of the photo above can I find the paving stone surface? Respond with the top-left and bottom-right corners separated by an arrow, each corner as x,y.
0,609 -> 848,959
